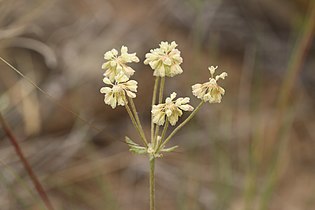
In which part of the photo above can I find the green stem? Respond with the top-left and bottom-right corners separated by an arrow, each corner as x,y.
151,77 -> 160,143
158,77 -> 165,104
149,157 -> 155,210
128,97 -> 148,145
125,103 -> 147,146
157,120 -> 169,149
159,101 -> 204,150
154,77 -> 165,142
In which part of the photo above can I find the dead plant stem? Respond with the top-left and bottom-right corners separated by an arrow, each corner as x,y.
0,112 -> 55,210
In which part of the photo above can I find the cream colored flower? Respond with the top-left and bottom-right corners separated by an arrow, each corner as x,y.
152,92 -> 194,126
144,41 -> 183,77
192,66 -> 227,103
100,73 -> 138,109
102,46 -> 140,82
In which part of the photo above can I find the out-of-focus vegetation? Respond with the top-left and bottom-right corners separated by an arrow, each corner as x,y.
0,0 -> 315,209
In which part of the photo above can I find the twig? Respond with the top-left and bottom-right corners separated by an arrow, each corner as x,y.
0,112 -> 55,210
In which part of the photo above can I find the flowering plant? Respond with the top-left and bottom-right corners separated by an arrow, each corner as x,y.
100,41 -> 227,210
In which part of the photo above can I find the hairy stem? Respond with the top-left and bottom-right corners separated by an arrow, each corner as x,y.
0,112 -> 55,210
149,157 -> 156,210
159,101 -> 204,150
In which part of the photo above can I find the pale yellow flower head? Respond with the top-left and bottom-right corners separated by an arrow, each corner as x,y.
100,73 -> 138,109
192,66 -> 228,103
152,92 -> 194,126
102,46 -> 140,82
144,41 -> 183,77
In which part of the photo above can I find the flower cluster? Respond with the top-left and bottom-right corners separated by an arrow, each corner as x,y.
100,43 -> 228,156
102,46 -> 139,82
100,73 -> 138,109
144,41 -> 183,77
192,66 -> 228,103
152,92 -> 194,126
100,46 -> 139,108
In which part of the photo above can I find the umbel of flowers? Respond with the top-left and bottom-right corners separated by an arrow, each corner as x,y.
152,92 -> 194,126
100,42 -> 227,210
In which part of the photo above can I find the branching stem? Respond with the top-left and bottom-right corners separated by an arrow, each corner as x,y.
125,103 -> 147,146
158,120 -> 169,149
159,101 -> 204,150
128,97 -> 148,145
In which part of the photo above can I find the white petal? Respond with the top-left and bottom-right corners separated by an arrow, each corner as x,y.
110,60 -> 116,67
153,112 -> 165,126
179,104 -> 194,111
169,65 -> 183,77
168,114 -> 178,126
115,73 -> 129,83
165,109 -> 172,117
126,90 -> 136,98
170,92 -> 177,100
170,41 -> 177,49
155,65 -> 166,77
112,49 -> 118,56
100,87 -> 111,94
101,62 -> 110,69
165,96 -> 172,103
121,46 -> 128,54
208,66 -> 218,75
175,97 -> 190,105
215,72 -> 228,81
117,95 -> 126,106
123,66 -> 135,77
125,80 -> 138,92
150,60 -> 159,69
110,95 -> 117,108
103,77 -> 112,85
116,64 -> 123,72
131,54 -> 140,62
163,57 -> 172,66
104,93 -> 116,109
104,51 -> 113,60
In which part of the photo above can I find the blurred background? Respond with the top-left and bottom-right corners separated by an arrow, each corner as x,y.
0,0 -> 315,209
